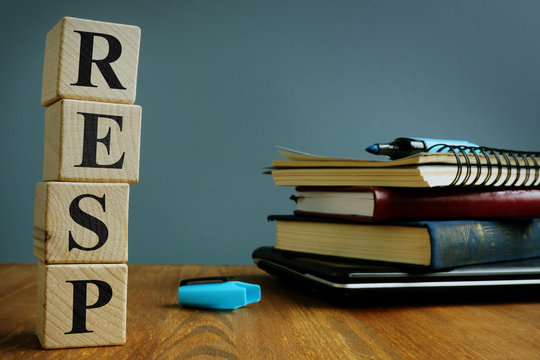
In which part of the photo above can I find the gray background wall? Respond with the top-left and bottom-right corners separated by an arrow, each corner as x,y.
1,0 -> 539,265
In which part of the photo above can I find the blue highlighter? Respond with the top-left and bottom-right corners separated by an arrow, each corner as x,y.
178,276 -> 261,310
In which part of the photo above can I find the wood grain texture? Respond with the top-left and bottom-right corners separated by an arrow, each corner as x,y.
41,17 -> 140,106
1,264 -> 539,359
35,263 -> 127,349
33,182 -> 129,264
43,99 -> 141,183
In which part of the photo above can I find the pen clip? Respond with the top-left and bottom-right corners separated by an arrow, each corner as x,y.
179,276 -> 234,287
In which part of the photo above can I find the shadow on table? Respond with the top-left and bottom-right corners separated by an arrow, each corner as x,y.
0,331 -> 42,352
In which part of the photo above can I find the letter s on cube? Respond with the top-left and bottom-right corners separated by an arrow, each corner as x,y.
33,182 -> 129,264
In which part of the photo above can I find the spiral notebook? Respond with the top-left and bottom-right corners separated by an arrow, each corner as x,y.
269,145 -> 540,188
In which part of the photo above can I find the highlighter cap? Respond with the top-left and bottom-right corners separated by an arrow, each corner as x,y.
178,277 -> 261,310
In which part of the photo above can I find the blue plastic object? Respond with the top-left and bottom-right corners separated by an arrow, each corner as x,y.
178,277 -> 261,310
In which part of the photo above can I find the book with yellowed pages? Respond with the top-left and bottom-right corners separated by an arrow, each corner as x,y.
268,147 -> 540,188
268,215 -> 540,270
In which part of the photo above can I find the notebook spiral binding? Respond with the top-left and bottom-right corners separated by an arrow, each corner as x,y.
427,144 -> 540,187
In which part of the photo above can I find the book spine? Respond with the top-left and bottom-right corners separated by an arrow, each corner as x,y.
428,220 -> 540,269
373,188 -> 540,220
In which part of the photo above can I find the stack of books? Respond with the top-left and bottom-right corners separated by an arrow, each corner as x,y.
262,145 -> 540,271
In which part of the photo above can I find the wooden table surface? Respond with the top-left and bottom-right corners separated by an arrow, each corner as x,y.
1,263 -> 539,359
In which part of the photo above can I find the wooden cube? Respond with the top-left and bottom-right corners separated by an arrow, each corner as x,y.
41,17 -> 140,106
36,262 -> 128,349
33,182 -> 129,264
43,99 -> 141,183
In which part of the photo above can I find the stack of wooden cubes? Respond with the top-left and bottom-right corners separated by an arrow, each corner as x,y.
33,17 -> 141,349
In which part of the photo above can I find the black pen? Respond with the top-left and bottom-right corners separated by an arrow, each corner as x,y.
366,137 -> 479,159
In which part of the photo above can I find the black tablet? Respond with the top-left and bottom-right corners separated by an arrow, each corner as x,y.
252,246 -> 540,303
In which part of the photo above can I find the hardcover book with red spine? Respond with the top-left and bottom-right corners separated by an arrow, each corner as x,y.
292,187 -> 540,222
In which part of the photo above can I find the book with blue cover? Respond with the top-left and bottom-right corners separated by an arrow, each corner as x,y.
268,215 -> 540,270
